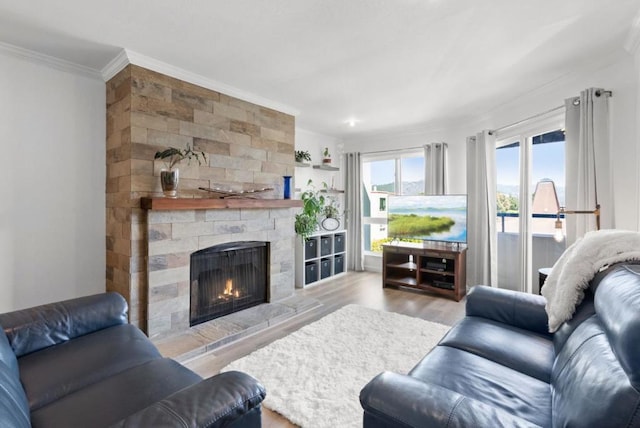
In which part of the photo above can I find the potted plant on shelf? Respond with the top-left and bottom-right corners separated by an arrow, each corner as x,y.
295,150 -> 312,165
154,145 -> 207,198
321,195 -> 342,231
295,179 -> 326,241
322,147 -> 331,164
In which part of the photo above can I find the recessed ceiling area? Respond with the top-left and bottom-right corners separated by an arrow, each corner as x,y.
0,0 -> 639,137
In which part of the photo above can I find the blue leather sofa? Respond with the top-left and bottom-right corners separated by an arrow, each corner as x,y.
0,292 -> 266,428
360,262 -> 640,427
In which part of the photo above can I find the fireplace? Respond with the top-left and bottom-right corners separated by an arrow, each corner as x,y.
190,241 -> 270,326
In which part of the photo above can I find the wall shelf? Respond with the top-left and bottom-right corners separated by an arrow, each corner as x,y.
313,164 -> 339,171
295,162 -> 311,167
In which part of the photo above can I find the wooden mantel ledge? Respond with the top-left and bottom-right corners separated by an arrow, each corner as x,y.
141,197 -> 303,211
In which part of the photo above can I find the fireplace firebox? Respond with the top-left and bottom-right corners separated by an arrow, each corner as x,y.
190,241 -> 269,326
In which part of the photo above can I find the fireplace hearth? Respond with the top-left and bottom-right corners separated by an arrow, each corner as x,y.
190,241 -> 270,326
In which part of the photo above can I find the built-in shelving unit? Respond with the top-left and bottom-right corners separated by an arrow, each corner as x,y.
383,243 -> 467,301
296,230 -> 347,288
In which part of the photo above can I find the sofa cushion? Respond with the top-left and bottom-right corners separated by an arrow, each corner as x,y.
0,361 -> 31,428
439,316 -> 554,382
410,346 -> 551,427
594,264 -> 640,387
0,292 -> 128,357
0,327 -> 30,427
18,324 -> 161,411
551,314 -> 640,427
30,358 -> 202,428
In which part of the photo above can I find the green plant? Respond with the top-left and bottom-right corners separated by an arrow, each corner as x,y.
323,147 -> 331,159
294,179 -> 326,241
295,150 -> 312,163
154,145 -> 207,171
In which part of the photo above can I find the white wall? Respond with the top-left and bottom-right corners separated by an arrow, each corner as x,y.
0,49 -> 106,311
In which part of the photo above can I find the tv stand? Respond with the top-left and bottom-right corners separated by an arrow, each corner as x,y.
382,242 -> 467,301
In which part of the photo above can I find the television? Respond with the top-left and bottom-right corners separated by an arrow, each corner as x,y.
387,195 -> 467,243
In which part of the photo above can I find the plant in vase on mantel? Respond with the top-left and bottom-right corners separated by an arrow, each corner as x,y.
154,145 -> 207,198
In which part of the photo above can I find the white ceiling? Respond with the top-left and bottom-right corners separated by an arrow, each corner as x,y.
1,0 -> 639,138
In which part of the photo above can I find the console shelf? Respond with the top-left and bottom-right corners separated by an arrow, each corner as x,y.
383,243 -> 467,301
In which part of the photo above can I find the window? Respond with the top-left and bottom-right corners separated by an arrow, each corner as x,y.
362,151 -> 425,253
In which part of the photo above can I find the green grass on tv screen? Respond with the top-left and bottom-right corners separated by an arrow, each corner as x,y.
388,214 -> 454,237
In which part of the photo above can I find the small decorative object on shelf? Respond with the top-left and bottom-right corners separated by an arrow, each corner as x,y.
154,145 -> 206,198
295,150 -> 312,166
322,147 -> 331,164
198,186 -> 274,198
283,176 -> 292,199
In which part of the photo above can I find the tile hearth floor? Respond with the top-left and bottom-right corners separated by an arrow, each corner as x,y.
153,295 -> 322,363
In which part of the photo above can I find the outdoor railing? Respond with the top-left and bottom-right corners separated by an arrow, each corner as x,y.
497,212 -> 564,233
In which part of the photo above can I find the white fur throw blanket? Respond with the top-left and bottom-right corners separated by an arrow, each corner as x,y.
542,229 -> 640,332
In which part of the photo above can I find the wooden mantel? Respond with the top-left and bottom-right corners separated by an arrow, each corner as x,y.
141,197 -> 303,211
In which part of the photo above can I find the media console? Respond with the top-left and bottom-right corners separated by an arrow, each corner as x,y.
382,242 -> 467,301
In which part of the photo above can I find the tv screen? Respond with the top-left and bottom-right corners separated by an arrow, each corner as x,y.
387,195 -> 467,243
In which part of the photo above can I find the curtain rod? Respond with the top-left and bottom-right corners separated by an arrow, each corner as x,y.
361,145 -> 425,155
490,89 -> 612,135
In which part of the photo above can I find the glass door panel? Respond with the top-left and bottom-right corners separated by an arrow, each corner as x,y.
496,142 -> 521,291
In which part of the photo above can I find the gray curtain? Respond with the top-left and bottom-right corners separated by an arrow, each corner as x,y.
564,88 -> 612,245
344,152 -> 364,271
466,131 -> 497,287
424,143 -> 448,195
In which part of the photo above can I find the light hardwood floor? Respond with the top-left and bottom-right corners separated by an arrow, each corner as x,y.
183,270 -> 467,428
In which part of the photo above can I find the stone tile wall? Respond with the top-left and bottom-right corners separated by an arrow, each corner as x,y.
105,64 -> 296,333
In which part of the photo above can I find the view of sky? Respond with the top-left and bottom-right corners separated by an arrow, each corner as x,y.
496,141 -> 565,187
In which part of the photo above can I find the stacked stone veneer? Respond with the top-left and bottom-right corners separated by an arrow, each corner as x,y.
106,64 -> 296,336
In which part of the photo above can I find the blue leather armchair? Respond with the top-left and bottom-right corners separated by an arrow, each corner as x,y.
360,262 -> 640,427
0,292 -> 265,428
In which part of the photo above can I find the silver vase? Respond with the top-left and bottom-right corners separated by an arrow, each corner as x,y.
160,169 -> 179,198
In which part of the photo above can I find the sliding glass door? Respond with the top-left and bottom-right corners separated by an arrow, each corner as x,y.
495,116 -> 566,293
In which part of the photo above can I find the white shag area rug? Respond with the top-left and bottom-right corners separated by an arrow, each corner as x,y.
222,304 -> 451,428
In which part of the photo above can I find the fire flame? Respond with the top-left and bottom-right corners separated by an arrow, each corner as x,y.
217,279 -> 240,300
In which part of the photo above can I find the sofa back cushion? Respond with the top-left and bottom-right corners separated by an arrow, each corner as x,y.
0,292 -> 128,357
0,328 -> 31,427
550,263 -> 640,427
594,264 -> 640,387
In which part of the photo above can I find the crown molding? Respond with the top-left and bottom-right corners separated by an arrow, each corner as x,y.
0,41 -> 102,79
100,49 -> 129,81
100,48 -> 299,116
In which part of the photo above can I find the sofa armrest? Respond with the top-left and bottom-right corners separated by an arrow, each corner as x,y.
0,292 -> 128,357
360,372 -> 540,428
465,285 -> 550,336
109,371 -> 266,428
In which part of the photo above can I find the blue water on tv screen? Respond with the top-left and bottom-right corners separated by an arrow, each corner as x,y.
387,195 -> 467,243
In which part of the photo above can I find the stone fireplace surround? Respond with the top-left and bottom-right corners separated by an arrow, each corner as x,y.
144,202 -> 299,339
106,64 -> 301,338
